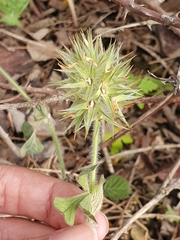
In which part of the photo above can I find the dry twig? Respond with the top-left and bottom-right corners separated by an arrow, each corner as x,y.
111,0 -> 180,28
0,126 -> 21,158
0,82 -> 59,96
111,156 -> 180,239
110,143 -> 180,160
102,92 -> 174,148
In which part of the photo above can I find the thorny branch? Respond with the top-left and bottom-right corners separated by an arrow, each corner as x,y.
111,0 -> 180,29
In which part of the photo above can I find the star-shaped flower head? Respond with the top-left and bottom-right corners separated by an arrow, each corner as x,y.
53,30 -> 141,136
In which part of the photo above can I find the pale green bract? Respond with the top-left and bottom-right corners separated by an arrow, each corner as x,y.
0,0 -> 29,26
51,30 -> 141,137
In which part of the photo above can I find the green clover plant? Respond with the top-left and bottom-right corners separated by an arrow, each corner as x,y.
52,30 -> 142,225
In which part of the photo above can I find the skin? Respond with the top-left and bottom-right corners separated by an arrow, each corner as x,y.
0,165 -> 109,240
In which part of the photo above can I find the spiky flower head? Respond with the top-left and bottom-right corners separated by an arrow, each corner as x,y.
53,30 -> 141,136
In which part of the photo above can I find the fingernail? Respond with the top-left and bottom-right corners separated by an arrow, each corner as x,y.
49,223 -> 98,240
95,212 -> 109,239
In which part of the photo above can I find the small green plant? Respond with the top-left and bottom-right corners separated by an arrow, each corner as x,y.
104,175 -> 131,201
137,74 -> 173,95
0,0 -> 29,26
105,131 -> 133,154
0,30 -> 142,226
128,73 -> 173,109
52,30 -> 141,225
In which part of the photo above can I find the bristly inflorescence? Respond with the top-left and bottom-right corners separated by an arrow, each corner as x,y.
52,30 -> 141,136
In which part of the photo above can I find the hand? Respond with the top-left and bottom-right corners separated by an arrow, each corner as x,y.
0,165 -> 109,240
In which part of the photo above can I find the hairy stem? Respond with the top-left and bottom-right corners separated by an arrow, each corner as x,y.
48,121 -> 66,180
0,67 -> 31,102
90,120 -> 100,192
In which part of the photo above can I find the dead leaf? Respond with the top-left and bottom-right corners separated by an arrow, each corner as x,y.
55,29 -> 72,46
0,45 -> 34,82
49,0 -> 68,11
32,28 -> 50,40
27,41 -> 56,61
130,227 -> 146,240
160,220 -> 175,236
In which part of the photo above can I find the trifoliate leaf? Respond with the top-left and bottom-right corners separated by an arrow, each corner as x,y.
20,133 -> 44,157
54,192 -> 89,226
104,175 -> 131,201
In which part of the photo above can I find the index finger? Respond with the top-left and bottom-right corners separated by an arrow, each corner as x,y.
0,165 -> 86,229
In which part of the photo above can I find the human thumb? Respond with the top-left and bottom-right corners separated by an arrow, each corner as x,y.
49,212 -> 109,240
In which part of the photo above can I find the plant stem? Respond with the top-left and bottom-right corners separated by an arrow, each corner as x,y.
90,120 -> 100,192
0,67 -> 66,179
48,121 -> 66,180
67,0 -> 78,27
0,67 -> 31,102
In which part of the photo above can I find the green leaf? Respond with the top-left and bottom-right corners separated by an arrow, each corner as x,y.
104,132 -> 112,141
108,133 -> 133,154
121,134 -> 133,144
80,165 -> 98,176
137,103 -> 144,109
111,139 -> 123,154
0,0 -> 29,26
136,74 -> 173,96
78,173 -> 90,192
138,78 -> 158,94
20,133 -> 44,157
54,192 -> 89,226
22,122 -> 33,139
80,175 -> 105,215
104,175 -> 131,201
90,175 -> 105,214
